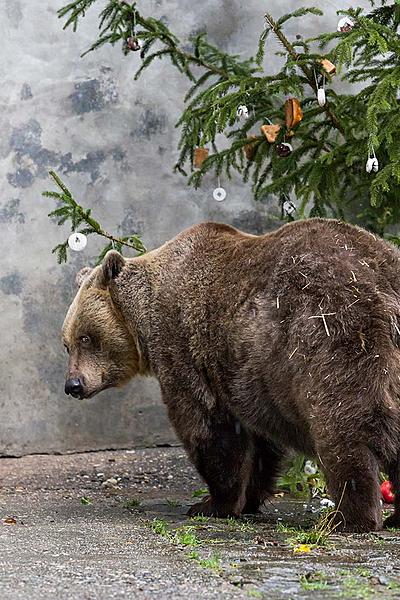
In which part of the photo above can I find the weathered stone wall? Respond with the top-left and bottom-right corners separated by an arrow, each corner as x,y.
0,0 -> 364,455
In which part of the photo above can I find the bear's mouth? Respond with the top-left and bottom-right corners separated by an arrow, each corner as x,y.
78,384 -> 113,400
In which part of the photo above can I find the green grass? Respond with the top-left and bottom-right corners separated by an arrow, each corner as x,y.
189,515 -> 210,523
172,526 -> 201,547
192,488 -> 209,498
80,496 -> 92,505
122,498 -> 141,509
149,519 -> 201,547
166,498 -> 181,507
224,517 -> 256,532
188,551 -> 222,571
340,576 -> 373,599
277,508 -> 337,547
150,518 -> 169,537
299,572 -> 328,591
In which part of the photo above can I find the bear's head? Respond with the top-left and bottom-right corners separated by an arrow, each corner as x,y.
62,251 -> 142,399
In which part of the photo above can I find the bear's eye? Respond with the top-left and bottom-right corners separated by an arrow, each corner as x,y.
64,344 -> 69,354
80,335 -> 91,346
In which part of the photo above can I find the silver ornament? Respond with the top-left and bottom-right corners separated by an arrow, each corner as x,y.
68,232 -> 87,251
283,200 -> 296,215
213,187 -> 227,202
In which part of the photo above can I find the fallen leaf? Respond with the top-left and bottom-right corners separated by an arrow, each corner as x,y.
3,517 -> 17,525
293,544 -> 312,553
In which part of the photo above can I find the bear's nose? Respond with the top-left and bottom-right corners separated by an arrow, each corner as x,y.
65,377 -> 84,398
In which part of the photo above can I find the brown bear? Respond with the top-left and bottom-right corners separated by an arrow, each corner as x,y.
62,218 -> 400,532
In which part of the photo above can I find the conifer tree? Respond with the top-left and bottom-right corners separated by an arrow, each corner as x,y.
46,0 -> 400,263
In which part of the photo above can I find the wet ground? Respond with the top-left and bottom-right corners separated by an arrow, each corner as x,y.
1,447 -> 400,599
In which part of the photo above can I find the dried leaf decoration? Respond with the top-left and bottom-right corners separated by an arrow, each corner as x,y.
285,98 -> 303,130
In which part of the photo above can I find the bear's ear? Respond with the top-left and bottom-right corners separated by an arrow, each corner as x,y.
76,267 -> 93,288
98,250 -> 125,288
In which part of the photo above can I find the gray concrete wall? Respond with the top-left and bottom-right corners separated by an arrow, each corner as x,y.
0,0 -> 365,455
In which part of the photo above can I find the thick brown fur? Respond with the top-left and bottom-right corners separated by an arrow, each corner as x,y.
63,218 -> 400,532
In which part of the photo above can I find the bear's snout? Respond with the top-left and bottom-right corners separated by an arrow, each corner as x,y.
65,377 -> 84,398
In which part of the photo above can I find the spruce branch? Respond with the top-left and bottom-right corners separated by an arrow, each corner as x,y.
264,11 -> 345,135
43,171 -> 146,264
55,0 -> 400,240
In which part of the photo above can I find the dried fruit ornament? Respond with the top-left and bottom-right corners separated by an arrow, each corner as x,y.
285,98 -> 303,130
243,136 -> 258,161
261,123 -> 281,143
194,147 -> 209,169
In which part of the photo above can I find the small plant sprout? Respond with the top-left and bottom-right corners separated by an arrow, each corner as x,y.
122,498 -> 141,509
149,518 -> 169,537
192,488 -> 209,498
166,499 -> 181,507
172,526 -> 201,547
80,496 -> 92,505
188,551 -> 222,571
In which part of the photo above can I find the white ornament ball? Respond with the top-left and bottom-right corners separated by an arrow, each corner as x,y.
68,232 -> 87,252
317,88 -> 326,107
304,460 -> 317,476
337,17 -> 354,32
213,187 -> 227,202
236,105 -> 249,119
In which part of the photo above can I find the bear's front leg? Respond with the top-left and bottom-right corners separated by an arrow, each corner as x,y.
164,385 -> 252,518
186,417 -> 253,517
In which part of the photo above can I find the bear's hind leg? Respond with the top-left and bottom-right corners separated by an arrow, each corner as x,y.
243,435 -> 284,514
319,442 -> 382,533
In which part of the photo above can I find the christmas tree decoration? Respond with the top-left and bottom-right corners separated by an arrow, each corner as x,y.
213,187 -> 227,202
68,232 -> 87,252
320,58 -> 336,76
276,142 -> 293,157
366,150 -> 379,173
58,1 -> 400,240
243,136 -> 258,161
193,147 -> 209,169
337,17 -> 354,32
285,98 -> 303,130
314,70 -> 326,107
261,123 -> 281,143
283,198 -> 296,215
126,36 -> 141,51
317,87 -> 326,107
236,105 -> 249,119
44,171 -> 146,264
